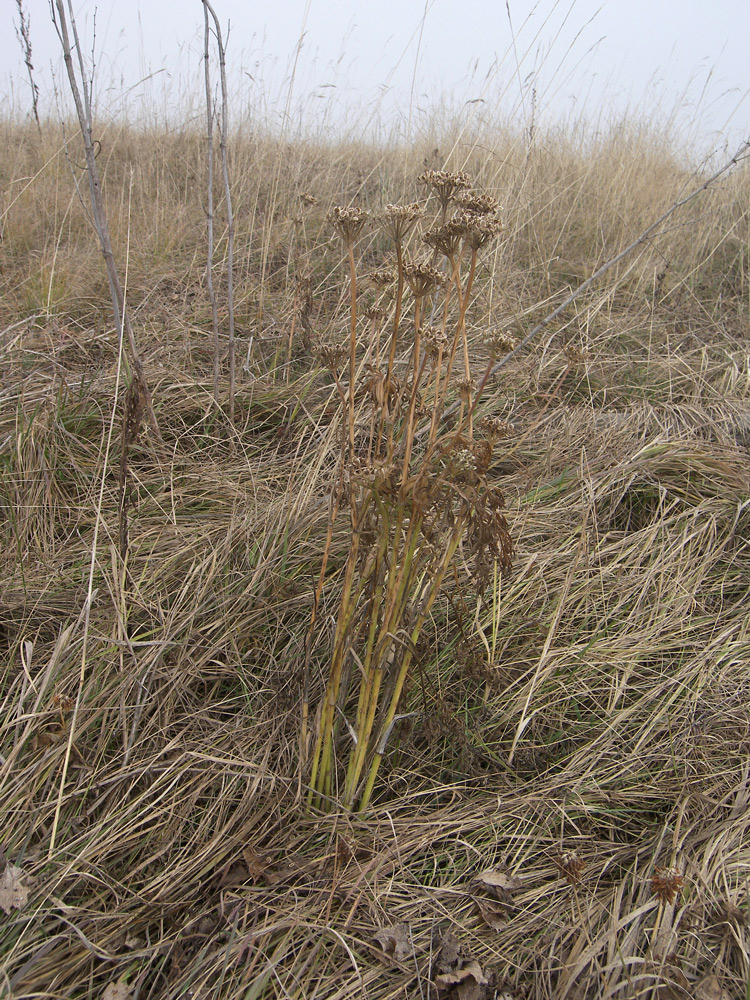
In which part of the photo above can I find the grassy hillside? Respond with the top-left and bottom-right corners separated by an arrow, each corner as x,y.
1,115 -> 749,999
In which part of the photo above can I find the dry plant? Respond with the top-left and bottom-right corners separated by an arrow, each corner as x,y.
201,0 -> 236,420
50,0 -> 162,447
13,0 -> 41,133
306,179 -> 515,812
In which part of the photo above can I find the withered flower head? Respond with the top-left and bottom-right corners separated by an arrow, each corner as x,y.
328,205 -> 369,243
300,192 -> 318,206
479,415 -> 514,441
421,325 -> 449,357
363,305 -> 387,323
418,169 -> 472,208
317,343 -> 348,372
484,330 -> 517,356
452,447 -> 477,479
651,867 -> 685,905
456,190 -> 500,216
402,258 -> 449,298
381,202 -> 423,243
555,851 -> 587,886
458,377 -> 476,401
457,212 -> 504,251
367,266 -> 397,287
422,219 -> 468,257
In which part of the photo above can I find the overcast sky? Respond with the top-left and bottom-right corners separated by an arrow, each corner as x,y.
4,1 -> 749,153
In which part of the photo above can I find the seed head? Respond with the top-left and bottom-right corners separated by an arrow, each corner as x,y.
381,202 -> 423,243
651,867 -> 685,905
456,191 -> 500,216
328,205 -> 369,243
363,305 -> 387,323
402,258 -> 449,298
367,266 -> 397,287
317,343 -> 348,371
484,330 -> 517,356
421,325 -> 449,358
418,169 -> 472,209
479,415 -> 514,441
300,192 -> 318,206
422,219 -> 467,258
457,212 -> 503,251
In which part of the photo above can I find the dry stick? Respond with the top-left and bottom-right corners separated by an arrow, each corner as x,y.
202,0 -> 235,423
51,0 -> 162,447
430,138 -> 750,431
14,0 -> 41,134
203,5 -> 220,405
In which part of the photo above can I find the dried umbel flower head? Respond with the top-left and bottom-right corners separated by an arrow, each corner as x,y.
555,851 -> 587,886
651,867 -> 685,905
317,343 -> 348,372
363,305 -> 387,323
421,325 -> 449,357
328,205 -> 369,243
381,203 -> 423,243
458,377 -> 476,402
402,259 -> 449,298
484,330 -> 518,356
418,169 -> 471,209
456,190 -> 500,216
479,415 -> 514,441
457,212 -> 504,251
422,219 -> 467,258
300,192 -> 318,206
367,266 -> 397,287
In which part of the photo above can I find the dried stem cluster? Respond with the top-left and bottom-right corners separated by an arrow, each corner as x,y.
307,174 -> 512,811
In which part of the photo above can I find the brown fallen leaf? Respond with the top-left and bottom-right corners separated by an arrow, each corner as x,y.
102,983 -> 133,1000
475,870 -> 522,893
242,845 -> 274,883
373,923 -> 412,963
694,974 -> 732,1000
435,959 -> 489,1000
0,863 -> 30,914
475,895 -> 508,931
435,929 -> 462,972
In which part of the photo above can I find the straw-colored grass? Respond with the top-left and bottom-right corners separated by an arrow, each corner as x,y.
1,116 -> 749,1000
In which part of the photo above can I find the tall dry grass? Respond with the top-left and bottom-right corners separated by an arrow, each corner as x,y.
1,113 -> 749,999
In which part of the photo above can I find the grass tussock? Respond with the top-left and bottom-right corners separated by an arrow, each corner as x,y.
1,115 -> 749,1000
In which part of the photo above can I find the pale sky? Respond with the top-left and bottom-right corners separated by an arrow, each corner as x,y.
4,1 -> 749,153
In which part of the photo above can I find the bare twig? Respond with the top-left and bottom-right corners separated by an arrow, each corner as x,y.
14,0 -> 41,133
203,4 -> 220,404
202,0 -> 235,423
50,0 -> 162,447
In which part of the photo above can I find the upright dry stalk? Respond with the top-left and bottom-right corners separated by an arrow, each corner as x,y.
308,186 -> 511,813
14,0 -> 41,133
201,0 -> 235,422
202,5 -> 220,404
50,0 -> 161,446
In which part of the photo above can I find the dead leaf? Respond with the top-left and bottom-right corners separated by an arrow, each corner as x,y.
475,870 -> 522,892
435,929 -> 462,972
695,975 -> 732,1000
242,846 -> 274,883
102,984 -> 133,1000
475,895 -> 508,931
373,923 -> 412,963
435,959 -> 489,1000
0,863 -> 30,914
